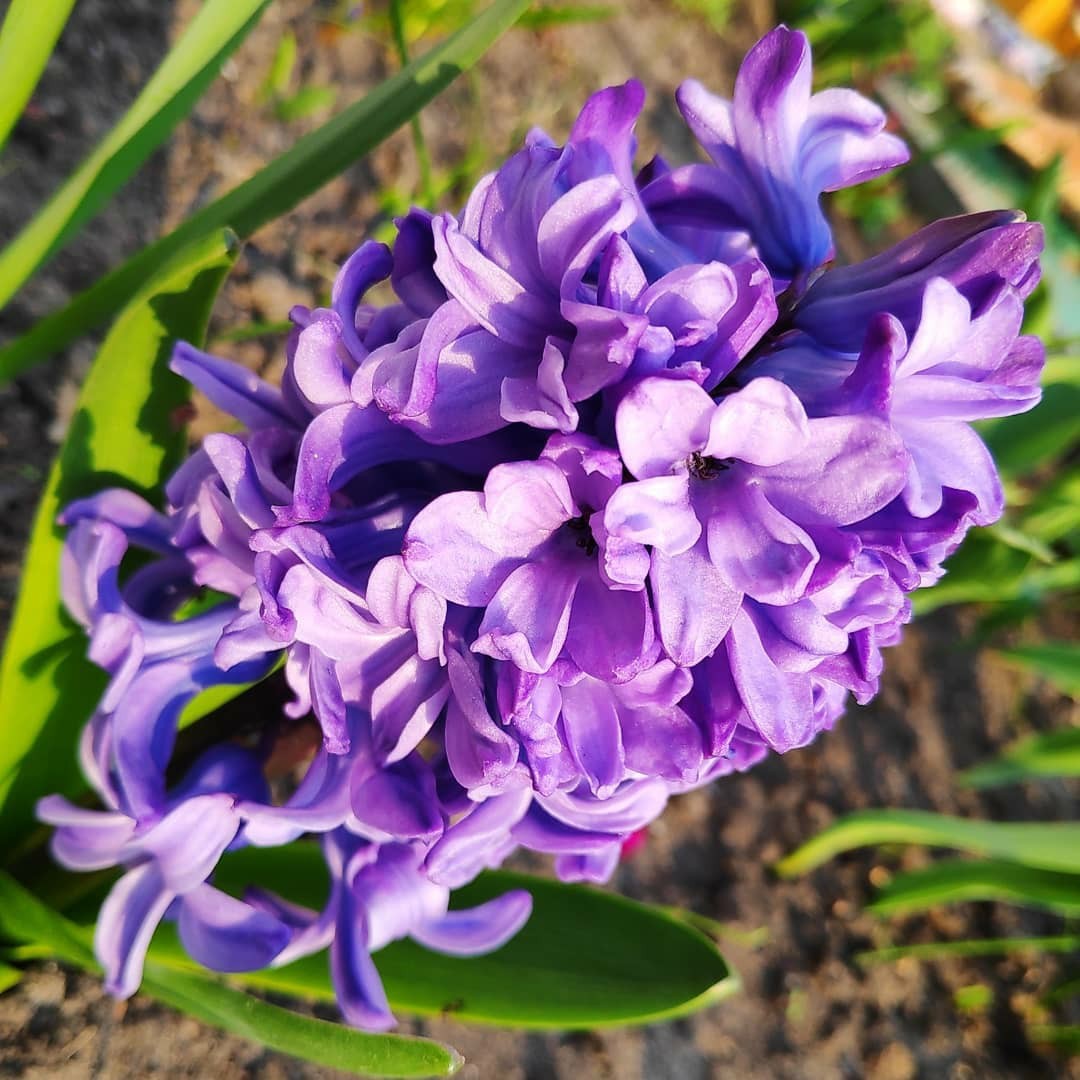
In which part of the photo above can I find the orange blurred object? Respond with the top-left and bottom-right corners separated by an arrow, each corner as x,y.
996,0 -> 1080,57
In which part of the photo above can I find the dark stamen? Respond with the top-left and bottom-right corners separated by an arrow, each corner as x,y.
688,452 -> 729,480
566,512 -> 598,557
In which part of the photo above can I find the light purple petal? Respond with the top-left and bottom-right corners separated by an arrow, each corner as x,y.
726,609 -> 815,752
760,415 -> 908,527
706,378 -> 810,466
651,536 -> 741,666
95,863 -> 173,998
474,558 -> 581,674
565,569 -> 654,683
412,890 -> 532,956
704,481 -> 819,604
559,680 -> 625,797
432,215 -> 551,347
615,376 -> 713,479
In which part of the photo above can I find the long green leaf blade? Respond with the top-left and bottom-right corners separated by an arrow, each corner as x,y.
856,936 -> 1080,967
0,872 -> 461,1078
775,810 -> 1080,877
0,0 -> 269,312
381,871 -> 738,1027
0,0 -> 78,152
960,727 -> 1080,789
996,644 -> 1080,698
868,858 -> 1080,917
0,232 -> 239,857
140,965 -> 462,1077
0,0 -> 530,382
163,848 -> 738,1029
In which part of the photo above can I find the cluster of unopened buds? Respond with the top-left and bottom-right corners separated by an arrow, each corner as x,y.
40,26 -> 1043,1030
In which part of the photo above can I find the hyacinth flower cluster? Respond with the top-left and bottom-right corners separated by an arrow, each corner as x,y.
39,26 -> 1043,1030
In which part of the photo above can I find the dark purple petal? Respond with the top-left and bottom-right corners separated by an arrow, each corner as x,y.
177,884 -> 291,972
171,342 -> 299,430
332,241 -> 394,359
331,895 -> 394,1031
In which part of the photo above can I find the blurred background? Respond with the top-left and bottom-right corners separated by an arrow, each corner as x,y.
0,1 -> 1077,1076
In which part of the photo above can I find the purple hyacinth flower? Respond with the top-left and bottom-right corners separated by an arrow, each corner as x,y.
641,26 -> 909,280
425,776 -> 669,888
604,375 -> 908,667
760,275 -> 1043,526
60,507 -> 275,819
251,833 -> 531,1031
496,658 -> 705,796
38,746 -> 289,997
404,432 -> 656,682
793,210 -> 1043,352
559,233 -> 776,406
357,128 -> 638,440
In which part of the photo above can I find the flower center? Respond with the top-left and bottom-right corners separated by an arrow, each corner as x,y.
688,452 -> 730,480
565,511 -> 598,557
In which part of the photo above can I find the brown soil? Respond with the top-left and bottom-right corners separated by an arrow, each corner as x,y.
0,1 -> 1077,1077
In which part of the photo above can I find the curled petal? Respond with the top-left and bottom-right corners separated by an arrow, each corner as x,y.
95,863 -> 173,999
412,890 -> 532,956
178,884 -> 291,973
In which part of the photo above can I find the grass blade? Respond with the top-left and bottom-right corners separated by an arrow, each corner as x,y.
775,809 -> 1080,877
0,0 -> 78,152
868,858 -> 1080,917
856,936 -> 1080,967
995,644 -> 1080,698
0,0 -> 530,382
0,232 -> 239,858
960,727 -> 1080,789
0,872 -> 462,1078
0,0 -> 270,312
1028,1025 -> 1080,1053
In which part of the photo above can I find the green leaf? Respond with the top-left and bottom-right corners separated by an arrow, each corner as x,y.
953,983 -> 993,1012
960,727 -> 1080,789
913,530 -> 1080,616
0,961 -> 23,994
983,523 -> 1055,566
159,847 -> 738,1029
0,232 -> 239,859
519,4 -> 616,28
868,858 -> 1080,917
0,0 -> 78,153
856,936 -> 1080,967
262,31 -> 298,100
141,965 -> 462,1077
774,809 -> 1080,878
0,0 -> 530,382
380,871 -> 738,1027
995,644 -> 1080,698
1022,470 -> 1080,546
276,85 -> 338,123
1028,1025 -> 1080,1053
912,530 -> 1032,614
1043,976 -> 1080,1006
979,365 -> 1080,478
0,0 -> 270,313
0,872 -> 462,1078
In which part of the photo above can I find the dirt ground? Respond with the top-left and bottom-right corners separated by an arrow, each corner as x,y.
0,1 -> 1077,1077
